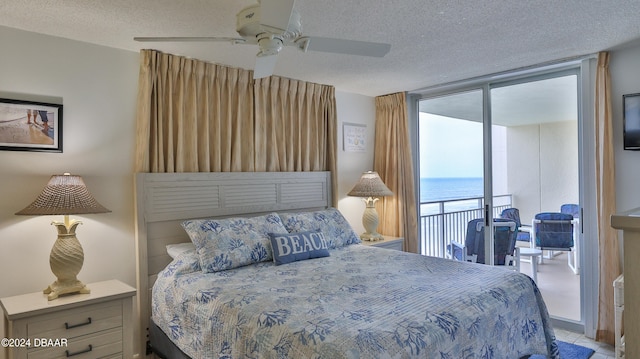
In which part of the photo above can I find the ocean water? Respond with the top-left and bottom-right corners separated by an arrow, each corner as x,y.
420,177 -> 483,202
420,177 -> 484,214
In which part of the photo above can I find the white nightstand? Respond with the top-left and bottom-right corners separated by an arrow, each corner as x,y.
361,235 -> 404,251
1,279 -> 135,359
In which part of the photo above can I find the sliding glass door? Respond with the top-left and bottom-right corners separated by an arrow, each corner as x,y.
417,89 -> 492,260
418,86 -> 513,265
490,73 -> 581,323
414,66 -> 586,329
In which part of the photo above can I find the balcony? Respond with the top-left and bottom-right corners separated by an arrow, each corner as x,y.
419,195 -> 580,322
419,194 -> 512,258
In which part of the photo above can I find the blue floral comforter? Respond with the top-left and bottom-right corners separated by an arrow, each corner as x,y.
152,245 -> 559,359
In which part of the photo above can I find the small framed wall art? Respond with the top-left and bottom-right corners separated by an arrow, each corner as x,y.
0,98 -> 63,152
343,122 -> 366,152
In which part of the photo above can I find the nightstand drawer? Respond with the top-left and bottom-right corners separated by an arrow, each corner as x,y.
27,301 -> 122,340
371,240 -> 403,251
27,327 -> 122,359
361,236 -> 404,251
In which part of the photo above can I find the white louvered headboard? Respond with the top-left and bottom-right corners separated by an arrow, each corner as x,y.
133,171 -> 332,356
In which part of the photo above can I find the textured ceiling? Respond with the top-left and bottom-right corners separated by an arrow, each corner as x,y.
1,0 -> 640,97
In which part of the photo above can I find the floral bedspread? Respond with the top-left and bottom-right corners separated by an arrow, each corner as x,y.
152,245 -> 559,359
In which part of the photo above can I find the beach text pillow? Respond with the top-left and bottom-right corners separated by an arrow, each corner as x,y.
268,231 -> 330,265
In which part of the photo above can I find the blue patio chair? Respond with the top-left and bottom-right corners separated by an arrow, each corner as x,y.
561,203 -> 580,218
500,208 -> 531,243
533,212 -> 578,274
448,218 -> 519,270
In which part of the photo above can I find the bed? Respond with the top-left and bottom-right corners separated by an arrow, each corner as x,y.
134,172 -> 559,358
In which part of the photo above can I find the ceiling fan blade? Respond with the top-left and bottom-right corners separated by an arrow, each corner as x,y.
134,36 -> 245,44
260,0 -> 296,32
302,37 -> 391,57
253,54 -> 278,79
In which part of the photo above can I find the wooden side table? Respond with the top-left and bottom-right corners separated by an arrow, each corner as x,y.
1,280 -> 135,359
361,235 -> 404,251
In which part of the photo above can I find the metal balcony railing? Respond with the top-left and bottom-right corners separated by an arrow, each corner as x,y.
419,194 -> 513,257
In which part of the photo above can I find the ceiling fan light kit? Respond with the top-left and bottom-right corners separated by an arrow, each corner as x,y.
257,34 -> 284,56
134,0 -> 391,79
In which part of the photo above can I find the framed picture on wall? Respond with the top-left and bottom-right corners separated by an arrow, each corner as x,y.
0,98 -> 63,152
623,93 -> 640,150
343,122 -> 366,152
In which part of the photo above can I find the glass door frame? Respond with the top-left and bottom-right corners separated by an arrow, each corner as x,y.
408,57 -> 597,335
482,84 -> 495,265
487,69 -> 582,275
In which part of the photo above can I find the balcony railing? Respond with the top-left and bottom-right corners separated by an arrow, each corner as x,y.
419,194 -> 513,257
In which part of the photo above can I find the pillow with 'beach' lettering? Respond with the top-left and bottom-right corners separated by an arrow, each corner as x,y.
268,230 -> 330,265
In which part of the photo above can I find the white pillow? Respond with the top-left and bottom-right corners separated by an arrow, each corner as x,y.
166,242 -> 196,259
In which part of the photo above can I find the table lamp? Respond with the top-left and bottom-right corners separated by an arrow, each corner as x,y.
347,171 -> 393,241
15,173 -> 110,300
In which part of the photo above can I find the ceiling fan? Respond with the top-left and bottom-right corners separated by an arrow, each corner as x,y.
134,0 -> 391,79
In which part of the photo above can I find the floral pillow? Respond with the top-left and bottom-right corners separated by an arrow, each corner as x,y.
278,208 -> 361,249
182,213 -> 288,273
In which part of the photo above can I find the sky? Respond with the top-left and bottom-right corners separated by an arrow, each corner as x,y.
419,112 -> 484,179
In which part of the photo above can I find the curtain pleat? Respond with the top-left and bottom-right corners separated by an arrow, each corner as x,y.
594,52 -> 621,346
135,50 -> 337,204
135,50 -> 254,173
254,76 -> 338,204
374,92 -> 419,253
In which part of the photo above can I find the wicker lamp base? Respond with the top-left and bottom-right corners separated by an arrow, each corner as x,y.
360,197 -> 384,241
44,220 -> 90,300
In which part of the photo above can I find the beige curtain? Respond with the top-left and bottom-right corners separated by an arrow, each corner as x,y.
594,51 -> 621,346
374,92 -> 419,253
135,50 -> 254,172
253,76 -> 338,204
136,50 -> 338,203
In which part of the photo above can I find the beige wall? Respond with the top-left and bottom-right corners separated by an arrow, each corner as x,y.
610,43 -> 640,213
335,92 -> 377,235
0,26 -> 140,295
0,26 -> 140,358
506,120 -> 579,224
